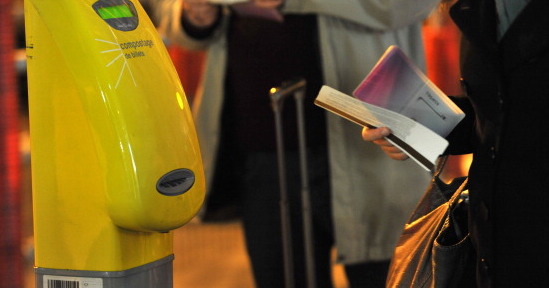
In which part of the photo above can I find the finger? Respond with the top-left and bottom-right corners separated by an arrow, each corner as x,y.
380,146 -> 409,160
361,126 -> 391,141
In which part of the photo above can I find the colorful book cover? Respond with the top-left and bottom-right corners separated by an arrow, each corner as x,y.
353,45 -> 464,138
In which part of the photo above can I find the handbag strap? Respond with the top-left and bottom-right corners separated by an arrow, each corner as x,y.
448,177 -> 469,239
433,155 -> 449,177
448,177 -> 468,206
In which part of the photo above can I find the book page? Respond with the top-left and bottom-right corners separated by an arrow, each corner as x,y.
315,86 -> 448,171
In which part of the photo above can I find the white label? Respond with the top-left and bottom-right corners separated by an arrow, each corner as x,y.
43,275 -> 103,288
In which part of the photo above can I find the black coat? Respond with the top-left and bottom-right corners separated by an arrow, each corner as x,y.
448,0 -> 549,286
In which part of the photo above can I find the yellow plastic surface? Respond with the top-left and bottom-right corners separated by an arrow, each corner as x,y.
25,0 -> 205,270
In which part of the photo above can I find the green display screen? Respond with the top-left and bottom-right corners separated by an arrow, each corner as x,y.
97,5 -> 134,19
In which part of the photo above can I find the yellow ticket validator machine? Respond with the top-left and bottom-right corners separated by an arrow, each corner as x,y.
24,0 -> 205,287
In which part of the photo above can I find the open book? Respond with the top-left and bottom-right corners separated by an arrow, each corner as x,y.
315,46 -> 465,171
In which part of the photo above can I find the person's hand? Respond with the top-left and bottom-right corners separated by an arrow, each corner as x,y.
250,0 -> 284,9
361,126 -> 409,161
182,0 -> 219,28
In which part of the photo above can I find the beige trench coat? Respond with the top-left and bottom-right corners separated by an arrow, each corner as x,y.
160,0 -> 440,264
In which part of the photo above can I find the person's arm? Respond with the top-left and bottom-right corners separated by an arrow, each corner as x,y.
158,0 -> 228,50
361,96 -> 477,160
250,0 -> 284,9
180,0 -> 223,39
160,0 -> 286,50
282,0 -> 442,31
443,96 -> 477,155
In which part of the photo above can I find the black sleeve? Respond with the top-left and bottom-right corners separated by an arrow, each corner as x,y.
444,95 -> 477,155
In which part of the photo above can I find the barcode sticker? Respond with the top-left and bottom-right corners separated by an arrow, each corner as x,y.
43,275 -> 103,288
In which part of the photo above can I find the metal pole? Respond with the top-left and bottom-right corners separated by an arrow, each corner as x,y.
294,88 -> 316,288
270,78 -> 315,288
271,89 -> 294,288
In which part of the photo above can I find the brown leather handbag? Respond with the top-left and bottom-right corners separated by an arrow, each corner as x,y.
386,156 -> 475,287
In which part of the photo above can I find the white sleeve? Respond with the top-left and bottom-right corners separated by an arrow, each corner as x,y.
282,0 -> 441,30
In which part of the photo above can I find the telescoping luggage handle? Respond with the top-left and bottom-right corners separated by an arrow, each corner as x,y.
270,78 -> 316,288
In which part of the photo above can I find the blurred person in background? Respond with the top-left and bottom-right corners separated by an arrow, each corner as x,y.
159,0 -> 440,287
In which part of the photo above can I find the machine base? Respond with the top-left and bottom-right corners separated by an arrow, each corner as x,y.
35,254 -> 174,288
